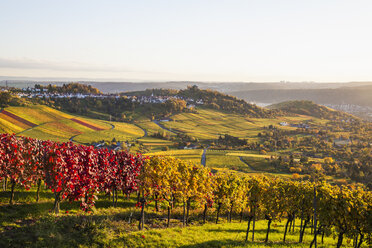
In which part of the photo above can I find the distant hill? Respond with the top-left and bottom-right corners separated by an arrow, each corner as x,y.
35,83 -> 102,94
2,77 -> 371,93
0,91 -> 28,108
124,85 -> 277,118
229,85 -> 372,107
268,100 -> 354,120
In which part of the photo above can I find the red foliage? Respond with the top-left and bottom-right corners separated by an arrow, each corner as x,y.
0,133 -> 145,210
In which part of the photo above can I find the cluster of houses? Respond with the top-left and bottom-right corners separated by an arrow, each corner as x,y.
128,93 -> 204,108
279,122 -> 310,129
16,92 -> 111,99
16,87 -> 115,99
14,88 -> 206,109
91,140 -> 128,151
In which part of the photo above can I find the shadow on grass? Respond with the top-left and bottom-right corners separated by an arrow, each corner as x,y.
0,202 -> 53,223
0,191 -> 55,203
206,227 -> 282,234
0,203 -> 179,248
0,192 -> 138,223
179,239 -> 291,248
0,215 -> 108,248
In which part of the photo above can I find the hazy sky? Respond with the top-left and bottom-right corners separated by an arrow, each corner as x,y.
1,0 -> 372,82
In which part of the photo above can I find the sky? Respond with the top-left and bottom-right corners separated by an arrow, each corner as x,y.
1,0 -> 372,82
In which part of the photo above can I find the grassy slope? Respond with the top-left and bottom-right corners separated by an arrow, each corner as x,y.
0,104 -> 367,247
162,108 -> 315,141
146,149 -> 204,164
0,105 -> 145,143
0,104 -> 353,179
0,113 -> 26,133
206,150 -> 251,172
74,121 -> 144,144
268,100 -> 353,120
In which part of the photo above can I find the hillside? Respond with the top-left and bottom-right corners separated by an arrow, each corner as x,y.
229,85 -> 372,107
0,92 -> 370,186
124,85 -> 277,118
268,100 -> 355,120
33,82 -> 102,94
0,105 -> 144,143
3,79 -> 372,93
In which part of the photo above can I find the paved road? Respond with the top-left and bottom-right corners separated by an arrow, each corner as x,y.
69,134 -> 79,142
0,108 -> 44,136
152,120 -> 177,134
239,156 -> 257,171
69,121 -> 114,143
105,122 -> 115,130
134,124 -> 148,137
201,147 -> 208,167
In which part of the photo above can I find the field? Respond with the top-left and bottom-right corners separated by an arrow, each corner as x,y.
0,105 -> 145,144
161,108 -> 317,141
146,149 -> 204,164
0,105 -> 327,179
205,150 -> 252,172
135,118 -> 174,137
0,103 -> 369,247
0,186 -> 363,248
74,121 -> 145,144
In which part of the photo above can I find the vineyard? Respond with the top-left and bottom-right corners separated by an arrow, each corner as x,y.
0,133 -> 370,247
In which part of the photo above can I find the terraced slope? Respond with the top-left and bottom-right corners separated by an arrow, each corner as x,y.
268,100 -> 354,120
160,108 -> 317,140
74,121 -> 145,144
0,105 -> 144,143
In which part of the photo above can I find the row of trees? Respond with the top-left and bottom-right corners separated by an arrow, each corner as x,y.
0,133 -> 370,247
0,133 -> 144,211
143,160 -> 370,248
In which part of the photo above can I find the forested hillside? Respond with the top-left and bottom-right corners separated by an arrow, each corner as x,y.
125,85 -> 277,118
268,100 -> 355,120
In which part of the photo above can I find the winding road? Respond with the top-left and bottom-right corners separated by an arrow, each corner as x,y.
104,122 -> 115,130
69,121 -> 115,143
69,134 -> 80,142
134,124 -> 148,138
152,120 -> 177,134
